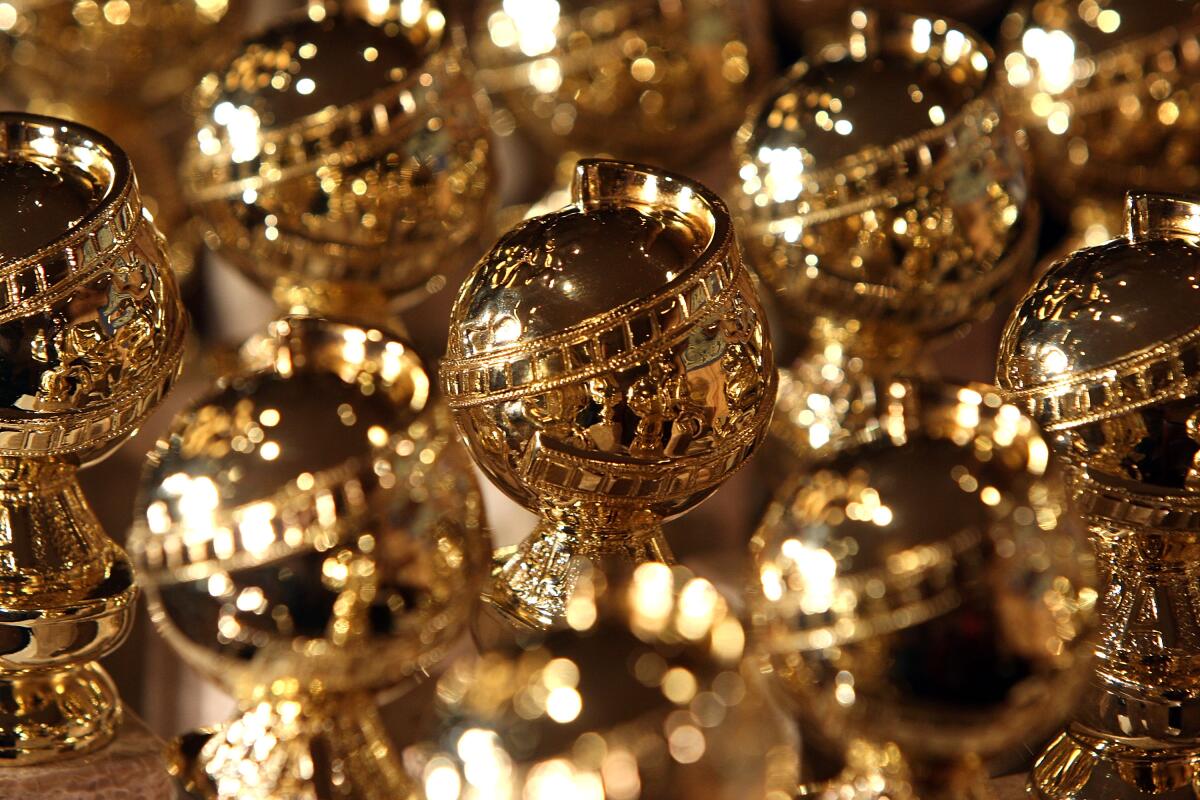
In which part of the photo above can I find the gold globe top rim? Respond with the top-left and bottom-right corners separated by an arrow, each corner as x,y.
998,191 -> 1200,431
442,158 -> 737,393
0,112 -> 135,279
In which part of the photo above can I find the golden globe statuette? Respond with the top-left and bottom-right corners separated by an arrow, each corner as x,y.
0,113 -> 187,762
731,10 -> 1037,468
128,317 -> 491,799
442,159 -> 776,628
472,0 -> 772,172
750,380 -> 1098,799
182,4 -> 494,326
410,562 -> 800,799
998,192 -> 1200,798
1000,0 -> 1200,228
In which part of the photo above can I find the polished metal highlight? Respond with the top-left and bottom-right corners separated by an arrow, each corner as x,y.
129,317 -> 491,799
732,10 -> 1036,469
751,380 -> 1098,800
1000,0 -> 1200,226
183,5 -> 494,323
999,191 -> 1200,799
0,113 -> 187,763
443,158 -> 776,628
472,0 -> 771,170
411,562 -> 800,799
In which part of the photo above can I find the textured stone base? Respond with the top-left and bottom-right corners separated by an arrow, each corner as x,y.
0,712 -> 171,798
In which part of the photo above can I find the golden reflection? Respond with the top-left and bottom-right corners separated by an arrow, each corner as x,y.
472,0 -> 771,170
408,564 -> 799,800
0,113 -> 187,763
999,191 -> 1200,797
129,318 -> 491,799
731,11 -> 1037,478
183,4 -> 494,324
443,160 -> 775,628
751,380 -> 1097,799
1000,1 -> 1200,225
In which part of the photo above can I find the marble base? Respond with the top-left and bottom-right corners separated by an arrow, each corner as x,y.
0,711 -> 171,799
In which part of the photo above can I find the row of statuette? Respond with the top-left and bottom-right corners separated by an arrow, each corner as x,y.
0,2 -> 1197,799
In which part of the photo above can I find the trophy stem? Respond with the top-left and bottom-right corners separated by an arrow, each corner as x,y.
1031,524 -> 1200,797
486,515 -> 672,629
271,280 -> 412,341
0,459 -> 136,764
172,692 -> 412,800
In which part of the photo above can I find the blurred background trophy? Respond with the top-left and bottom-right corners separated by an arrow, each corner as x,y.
129,317 -> 490,798
751,379 -> 1097,798
731,10 -> 1037,474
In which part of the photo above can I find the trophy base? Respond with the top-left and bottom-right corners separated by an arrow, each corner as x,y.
0,661 -> 122,764
167,694 -> 416,799
484,519 -> 672,629
1031,727 -> 1200,799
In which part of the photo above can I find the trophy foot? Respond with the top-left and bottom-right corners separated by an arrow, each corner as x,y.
0,661 -> 122,764
485,519 -> 672,629
169,695 -> 414,800
1032,727 -> 1200,799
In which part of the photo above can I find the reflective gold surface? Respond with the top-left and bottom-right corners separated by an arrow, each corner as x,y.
732,10 -> 1036,471
473,0 -> 772,170
0,1 -> 245,284
183,6 -> 494,323
408,562 -> 799,799
999,192 -> 1200,798
0,113 -> 187,763
443,159 -> 776,628
0,0 -> 241,112
751,380 -> 1097,799
129,316 -> 490,798
1000,0 -> 1200,223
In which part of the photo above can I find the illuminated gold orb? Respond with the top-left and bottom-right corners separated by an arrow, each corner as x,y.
732,11 -> 1036,472
183,6 -> 494,321
472,0 -> 772,169
130,317 -> 491,799
1000,0 -> 1200,221
0,0 -> 242,111
751,380 -> 1097,798
409,563 -> 799,800
442,159 -> 776,628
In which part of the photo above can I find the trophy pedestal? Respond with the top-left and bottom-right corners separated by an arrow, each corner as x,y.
0,712 -> 171,798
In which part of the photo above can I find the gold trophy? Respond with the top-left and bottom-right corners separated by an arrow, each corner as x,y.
750,379 -> 1098,799
1000,0 -> 1200,239
0,113 -> 187,762
442,159 -> 776,628
128,316 -> 491,799
471,0 -> 772,172
998,192 -> 1200,798
182,3 -> 494,328
410,562 -> 800,799
0,0 -> 246,282
731,10 -> 1037,469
